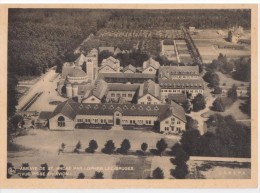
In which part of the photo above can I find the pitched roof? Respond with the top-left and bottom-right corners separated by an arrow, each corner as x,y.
108,83 -> 139,92
75,54 -> 86,66
159,66 -> 199,78
159,78 -> 204,89
50,99 -> 78,120
158,101 -> 187,123
38,111 -> 52,120
143,57 -> 160,70
123,64 -> 136,73
168,93 -> 187,104
50,99 -> 186,123
98,73 -> 156,83
139,80 -> 160,99
83,79 -> 108,100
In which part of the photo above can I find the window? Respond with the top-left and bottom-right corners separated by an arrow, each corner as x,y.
91,97 -> 95,101
177,121 -> 181,124
101,119 -> 103,123
171,118 -> 175,121
147,96 -> 151,100
58,116 -> 65,127
128,94 -> 132,97
165,127 -> 169,131
111,93 -> 115,97
117,93 -> 120,97
122,94 -> 126,97
149,68 -> 153,71
77,119 -> 83,123
165,121 -> 169,124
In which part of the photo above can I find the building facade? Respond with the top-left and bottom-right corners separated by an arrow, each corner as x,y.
48,99 -> 187,134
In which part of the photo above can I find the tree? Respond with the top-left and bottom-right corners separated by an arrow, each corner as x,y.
171,163 -> 189,179
180,129 -> 201,156
7,72 -> 18,117
203,71 -> 220,87
227,84 -> 238,101
182,100 -> 192,113
118,139 -> 131,154
77,173 -> 85,179
92,171 -> 104,179
191,94 -> 206,112
170,143 -> 189,179
233,57 -> 251,81
239,85 -> 251,116
102,140 -> 116,154
213,86 -> 222,94
171,145 -> 189,165
55,164 -> 67,179
141,143 -> 148,152
86,140 -> 98,153
37,163 -> 49,179
185,116 -> 199,130
156,138 -> 168,156
98,50 -> 114,64
212,97 -> 225,112
74,141 -> 82,153
152,167 -> 164,179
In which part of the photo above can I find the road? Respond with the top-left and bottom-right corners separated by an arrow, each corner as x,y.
17,68 -> 66,112
189,85 -> 216,135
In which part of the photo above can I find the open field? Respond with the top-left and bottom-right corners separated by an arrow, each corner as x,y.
8,128 -> 251,179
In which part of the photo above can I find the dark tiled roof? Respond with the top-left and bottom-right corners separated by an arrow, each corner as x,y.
159,78 -> 204,89
139,80 -> 160,99
38,111 -> 52,120
98,73 -> 156,83
108,83 -> 139,92
50,99 -> 186,123
168,93 -> 187,104
159,101 -> 186,122
50,99 -> 78,120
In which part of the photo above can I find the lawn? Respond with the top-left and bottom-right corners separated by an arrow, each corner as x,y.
7,128 -> 180,179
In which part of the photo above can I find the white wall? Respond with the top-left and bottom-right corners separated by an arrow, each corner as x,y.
49,113 -> 75,131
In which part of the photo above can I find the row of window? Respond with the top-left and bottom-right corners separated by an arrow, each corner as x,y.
110,93 -> 133,98
140,102 -> 158,105
164,126 -> 182,132
161,89 -> 203,93
77,119 -> 113,124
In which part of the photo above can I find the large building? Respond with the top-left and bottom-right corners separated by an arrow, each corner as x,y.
57,48 -> 98,98
159,66 -> 199,80
159,78 -> 204,101
142,57 -> 160,74
98,56 -> 121,73
48,99 -> 187,134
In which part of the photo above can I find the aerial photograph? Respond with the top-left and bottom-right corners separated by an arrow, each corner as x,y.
7,8 -> 251,179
